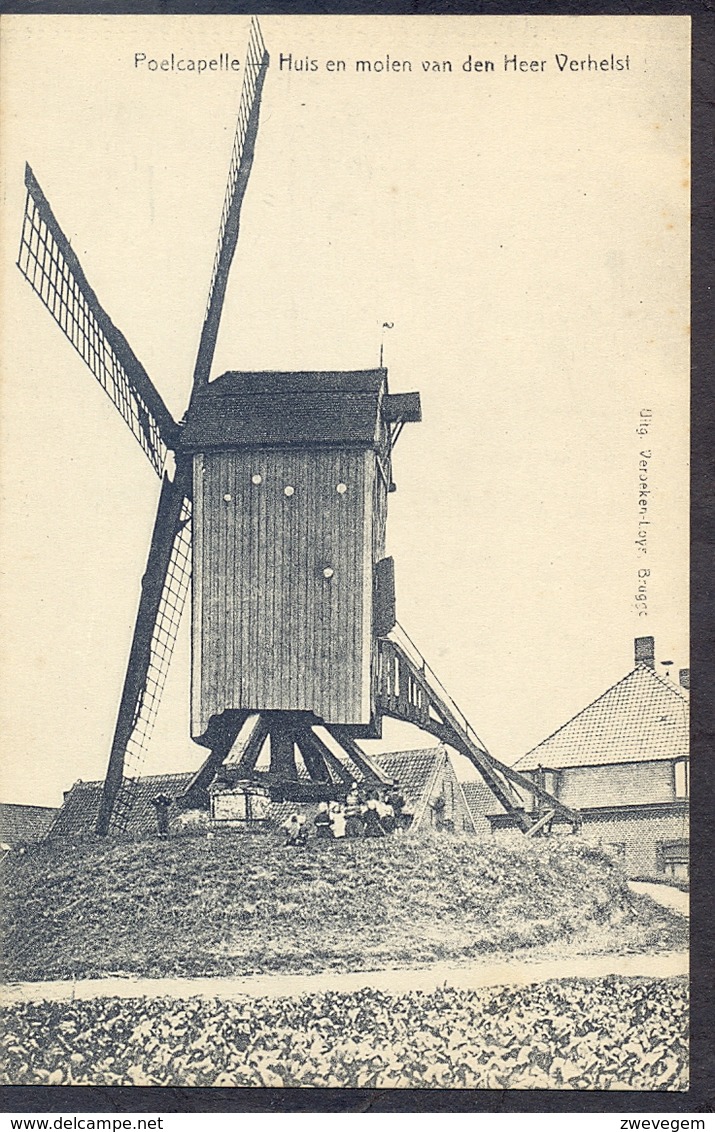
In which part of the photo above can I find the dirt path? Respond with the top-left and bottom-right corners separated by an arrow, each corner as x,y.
0,950 -> 687,1006
629,880 -> 689,917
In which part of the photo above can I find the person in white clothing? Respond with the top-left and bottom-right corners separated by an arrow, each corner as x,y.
329,802 -> 346,839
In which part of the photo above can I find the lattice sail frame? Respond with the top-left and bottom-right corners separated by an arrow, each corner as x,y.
204,18 -> 267,320
108,496 -> 193,835
18,165 -> 175,476
191,19 -> 269,394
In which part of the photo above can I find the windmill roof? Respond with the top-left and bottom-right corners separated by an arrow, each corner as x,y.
514,664 -> 689,772
181,369 -> 387,450
0,803 -> 58,845
209,371 -> 387,395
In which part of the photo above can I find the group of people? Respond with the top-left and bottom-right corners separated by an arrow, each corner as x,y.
282,783 -> 412,846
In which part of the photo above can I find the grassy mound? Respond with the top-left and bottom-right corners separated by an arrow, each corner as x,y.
0,977 -> 688,1089
0,830 -> 687,982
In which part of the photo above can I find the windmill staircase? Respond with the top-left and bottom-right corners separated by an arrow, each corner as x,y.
377,626 -> 581,834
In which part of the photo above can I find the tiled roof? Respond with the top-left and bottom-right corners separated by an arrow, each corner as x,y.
47,748 -> 451,838
515,665 -> 689,772
374,747 -> 444,818
461,780 -> 506,820
0,803 -> 58,845
48,773 -> 195,839
459,779 -> 507,837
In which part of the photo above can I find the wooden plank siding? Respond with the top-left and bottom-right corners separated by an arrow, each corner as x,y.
191,447 -> 374,736
369,449 -> 389,724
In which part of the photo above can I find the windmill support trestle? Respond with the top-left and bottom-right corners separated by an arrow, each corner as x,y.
177,710 -> 394,810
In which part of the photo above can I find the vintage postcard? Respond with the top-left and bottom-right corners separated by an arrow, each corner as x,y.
0,14 -> 689,1090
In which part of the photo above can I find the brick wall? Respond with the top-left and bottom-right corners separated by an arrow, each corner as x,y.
580,804 -> 689,877
558,760 -> 674,809
489,801 -> 689,879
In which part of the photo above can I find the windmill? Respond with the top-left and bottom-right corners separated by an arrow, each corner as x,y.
17,19 -> 579,838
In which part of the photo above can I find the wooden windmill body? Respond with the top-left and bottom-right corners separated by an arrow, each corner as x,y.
17,20 -> 580,837
185,368 -> 420,733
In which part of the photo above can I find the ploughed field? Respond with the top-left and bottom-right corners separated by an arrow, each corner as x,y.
0,830 -> 687,982
0,977 -> 688,1089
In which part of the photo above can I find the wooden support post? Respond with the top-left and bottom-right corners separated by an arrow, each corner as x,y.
269,726 -> 299,780
294,729 -> 333,783
385,640 -> 397,703
397,656 -> 409,718
297,729 -> 359,788
525,809 -> 556,838
234,714 -> 271,775
181,711 -> 248,801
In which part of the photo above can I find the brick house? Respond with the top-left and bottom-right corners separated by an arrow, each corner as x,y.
468,637 -> 689,880
374,746 -> 478,834
46,773 -> 196,840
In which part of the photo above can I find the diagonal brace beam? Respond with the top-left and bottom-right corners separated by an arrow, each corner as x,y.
234,714 -> 271,776
327,725 -> 394,785
294,729 -> 335,784
181,712 -> 249,801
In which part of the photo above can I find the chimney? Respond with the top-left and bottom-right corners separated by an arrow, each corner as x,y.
635,636 -> 655,669
679,668 -> 690,689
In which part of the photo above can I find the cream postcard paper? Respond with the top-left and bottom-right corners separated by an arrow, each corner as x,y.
0,15 -> 689,1089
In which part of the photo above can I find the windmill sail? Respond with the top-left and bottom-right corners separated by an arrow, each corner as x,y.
18,164 -> 179,475
191,18 -> 270,393
96,470 -> 192,835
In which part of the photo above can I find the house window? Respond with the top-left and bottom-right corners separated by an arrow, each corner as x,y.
525,768 -> 558,811
674,759 -> 689,798
658,839 -> 689,881
543,770 -> 559,798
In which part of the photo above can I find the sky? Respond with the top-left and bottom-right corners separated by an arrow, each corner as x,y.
0,15 -> 689,806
